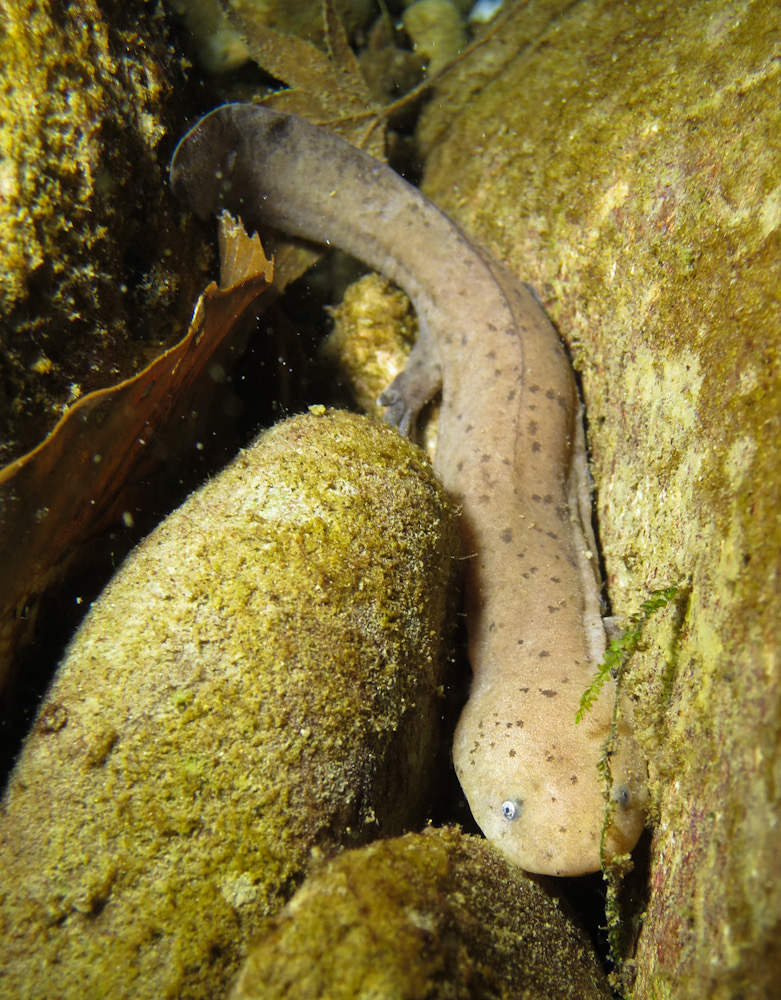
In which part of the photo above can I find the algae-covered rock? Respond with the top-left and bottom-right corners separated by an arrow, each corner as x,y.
0,0 -> 206,464
0,410 -> 460,999
321,273 -> 418,420
231,826 -> 612,1000
419,0 -> 781,995
402,0 -> 467,76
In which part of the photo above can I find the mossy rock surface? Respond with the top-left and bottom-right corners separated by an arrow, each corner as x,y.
232,826 -> 612,1000
420,1 -> 780,996
0,410 -> 460,999
0,0 -> 207,465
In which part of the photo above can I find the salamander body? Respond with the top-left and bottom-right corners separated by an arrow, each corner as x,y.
170,103 -> 647,875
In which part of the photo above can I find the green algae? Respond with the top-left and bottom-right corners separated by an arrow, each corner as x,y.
231,826 -> 612,1000
0,410 -> 460,999
0,0 -> 208,464
419,1 -> 780,996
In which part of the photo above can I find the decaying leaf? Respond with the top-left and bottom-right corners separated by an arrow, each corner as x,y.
226,0 -> 388,157
225,0 -> 513,160
0,216 -> 272,694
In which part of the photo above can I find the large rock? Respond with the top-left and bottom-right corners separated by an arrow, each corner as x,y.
231,826 -> 612,1000
0,410 -> 459,999
0,0 -> 206,465
420,1 -> 780,996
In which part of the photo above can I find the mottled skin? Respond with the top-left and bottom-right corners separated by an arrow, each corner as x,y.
170,104 -> 647,875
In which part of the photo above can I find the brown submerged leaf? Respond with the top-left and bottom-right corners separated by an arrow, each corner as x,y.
226,0 -> 512,160
0,216 -> 272,694
228,0 -> 387,157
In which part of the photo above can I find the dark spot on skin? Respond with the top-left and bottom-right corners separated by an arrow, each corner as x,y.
550,576 -> 560,583
555,505 -> 568,521
538,652 -> 551,660
547,605 -> 560,613
539,688 -> 557,696
481,453 -> 491,463
509,749 -> 516,757
465,424 -> 474,433
506,722 -> 514,728
531,441 -> 542,452
546,389 -> 555,400
570,775 -> 578,784
543,494 -> 553,504
486,349 -> 497,359
515,720 -> 524,726
547,531 -> 559,540
489,621 -> 496,631
500,528 -> 513,543
546,753 -> 555,762
531,493 -> 542,502
519,687 -> 529,694
529,384 -> 541,393
528,421 -> 538,435
457,461 -> 464,472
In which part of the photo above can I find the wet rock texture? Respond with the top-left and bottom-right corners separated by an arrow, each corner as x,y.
231,827 -> 612,1000
0,0 -> 206,465
420,1 -> 780,996
0,410 -> 459,999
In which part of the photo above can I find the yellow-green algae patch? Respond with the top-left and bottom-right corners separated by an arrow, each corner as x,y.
322,272 -> 441,462
420,0 -> 780,995
322,273 -> 418,419
231,826 -> 612,1000
0,410 -> 460,999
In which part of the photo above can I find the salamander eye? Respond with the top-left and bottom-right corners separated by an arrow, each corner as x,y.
501,799 -> 522,821
612,785 -> 631,808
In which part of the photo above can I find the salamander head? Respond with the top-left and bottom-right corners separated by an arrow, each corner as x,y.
453,685 -> 647,876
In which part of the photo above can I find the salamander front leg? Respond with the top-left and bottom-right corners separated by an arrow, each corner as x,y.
377,323 -> 442,438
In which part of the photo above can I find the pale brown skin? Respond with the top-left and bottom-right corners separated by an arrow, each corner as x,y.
170,104 -> 647,875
